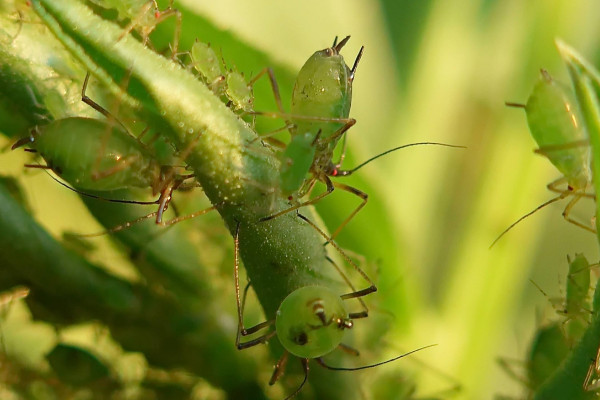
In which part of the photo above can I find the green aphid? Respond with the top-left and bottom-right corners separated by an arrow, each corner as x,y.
18,117 -> 161,191
226,70 -> 254,112
259,36 -> 460,241
190,40 -> 254,113
87,0 -> 181,56
232,219 -> 433,399
190,40 -> 226,93
492,70 -> 594,247
12,116 -> 214,231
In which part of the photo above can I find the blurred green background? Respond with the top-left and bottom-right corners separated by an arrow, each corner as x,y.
2,0 -> 600,399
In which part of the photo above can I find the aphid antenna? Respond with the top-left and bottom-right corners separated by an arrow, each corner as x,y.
489,194 -> 567,249
333,142 -> 466,177
529,278 -> 553,301
40,166 -> 159,206
315,343 -> 437,371
76,202 -> 218,238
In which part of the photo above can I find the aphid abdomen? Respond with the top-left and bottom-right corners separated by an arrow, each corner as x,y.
291,50 -> 352,144
226,71 -> 253,112
33,117 -> 157,191
191,41 -> 226,94
526,71 -> 590,190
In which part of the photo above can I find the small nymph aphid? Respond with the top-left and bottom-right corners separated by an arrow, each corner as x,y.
189,40 -> 256,115
233,217 -> 434,399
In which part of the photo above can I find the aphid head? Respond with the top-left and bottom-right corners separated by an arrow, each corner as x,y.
275,286 -> 352,358
290,36 -> 363,119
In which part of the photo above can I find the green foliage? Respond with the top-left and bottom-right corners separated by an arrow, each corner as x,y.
3,1 -> 600,400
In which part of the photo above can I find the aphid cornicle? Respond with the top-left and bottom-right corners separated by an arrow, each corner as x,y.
233,217 -> 433,399
492,69 -> 594,247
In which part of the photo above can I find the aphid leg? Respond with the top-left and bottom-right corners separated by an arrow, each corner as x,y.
334,130 -> 349,167
89,154 -> 140,181
9,9 -> 24,44
268,351 -> 290,385
80,72 -> 128,132
325,256 -> 370,318
327,182 -> 368,243
534,139 -> 589,157
75,204 -> 217,237
161,1 -> 183,58
319,119 -> 357,147
246,67 -> 293,136
118,1 -> 182,58
279,358 -> 309,400
337,343 -> 360,357
547,176 -> 594,199
561,193 -> 596,233
296,213 -> 377,305
233,222 -> 277,349
118,2 -> 151,43
247,124 -> 292,147
260,175 -> 331,223
247,68 -> 287,116
489,194 -> 567,248
315,344 -> 436,372
584,345 -> 600,391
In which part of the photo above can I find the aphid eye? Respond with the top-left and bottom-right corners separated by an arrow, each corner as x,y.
291,329 -> 309,346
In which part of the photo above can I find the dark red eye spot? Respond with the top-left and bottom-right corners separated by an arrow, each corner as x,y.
155,11 -> 161,19
332,169 -> 339,176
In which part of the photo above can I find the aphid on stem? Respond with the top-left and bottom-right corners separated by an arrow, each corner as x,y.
251,36 -> 463,241
233,216 -> 435,399
12,73 -> 215,236
87,0 -> 181,57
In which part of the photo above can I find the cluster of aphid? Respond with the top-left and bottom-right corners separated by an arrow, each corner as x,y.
498,254 -> 600,399
5,2 -> 469,398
